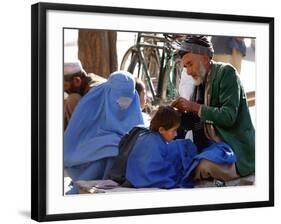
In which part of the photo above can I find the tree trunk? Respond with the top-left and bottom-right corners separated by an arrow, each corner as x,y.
78,30 -> 118,78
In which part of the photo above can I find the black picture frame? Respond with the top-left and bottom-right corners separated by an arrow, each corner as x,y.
31,2 -> 274,222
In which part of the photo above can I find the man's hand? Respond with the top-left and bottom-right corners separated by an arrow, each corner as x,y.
171,97 -> 201,113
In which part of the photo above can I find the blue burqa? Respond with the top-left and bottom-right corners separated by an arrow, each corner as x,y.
64,71 -> 144,193
182,141 -> 237,183
126,132 -> 236,189
126,132 -> 198,188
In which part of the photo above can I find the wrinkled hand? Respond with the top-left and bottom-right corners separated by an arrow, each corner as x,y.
171,97 -> 200,113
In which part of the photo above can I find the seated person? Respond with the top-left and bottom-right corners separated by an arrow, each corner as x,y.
135,78 -> 151,127
124,106 -> 238,189
172,35 -> 254,183
64,71 -> 144,194
64,60 -> 106,129
126,106 -> 198,189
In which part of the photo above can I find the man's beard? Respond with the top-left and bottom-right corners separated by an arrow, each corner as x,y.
192,61 -> 206,86
69,82 -> 84,95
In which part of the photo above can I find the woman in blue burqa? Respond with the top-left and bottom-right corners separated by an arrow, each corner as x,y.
64,71 -> 144,194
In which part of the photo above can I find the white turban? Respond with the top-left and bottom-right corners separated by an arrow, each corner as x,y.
64,60 -> 85,76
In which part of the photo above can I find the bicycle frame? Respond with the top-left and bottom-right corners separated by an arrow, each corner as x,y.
121,32 -> 182,105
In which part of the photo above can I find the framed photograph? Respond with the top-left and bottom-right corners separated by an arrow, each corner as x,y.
31,2 -> 274,222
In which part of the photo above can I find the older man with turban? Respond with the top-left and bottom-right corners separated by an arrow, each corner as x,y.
172,35 -> 255,183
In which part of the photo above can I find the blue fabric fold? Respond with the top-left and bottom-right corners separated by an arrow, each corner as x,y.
126,136 -> 236,189
64,71 -> 144,188
126,132 -> 198,189
182,141 -> 237,182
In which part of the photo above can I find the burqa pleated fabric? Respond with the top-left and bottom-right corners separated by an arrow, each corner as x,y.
182,141 -> 237,183
126,131 -> 236,189
126,132 -> 198,189
64,71 -> 144,194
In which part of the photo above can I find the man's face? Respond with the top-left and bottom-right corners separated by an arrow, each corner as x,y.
64,76 -> 82,94
182,53 -> 207,86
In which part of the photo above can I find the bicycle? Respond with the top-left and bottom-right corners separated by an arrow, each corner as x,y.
120,32 -> 184,107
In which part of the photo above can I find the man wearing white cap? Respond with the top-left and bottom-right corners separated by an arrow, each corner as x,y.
64,60 -> 106,129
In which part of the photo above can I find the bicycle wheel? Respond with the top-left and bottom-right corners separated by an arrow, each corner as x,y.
121,46 -> 161,99
144,47 -> 161,87
120,46 -> 139,74
172,58 -> 183,91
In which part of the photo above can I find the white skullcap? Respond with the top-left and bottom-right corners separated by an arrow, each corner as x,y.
64,60 -> 85,76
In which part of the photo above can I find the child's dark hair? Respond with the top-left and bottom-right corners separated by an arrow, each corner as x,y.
150,106 -> 181,132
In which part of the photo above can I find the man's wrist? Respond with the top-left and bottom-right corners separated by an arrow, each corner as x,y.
191,102 -> 201,114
